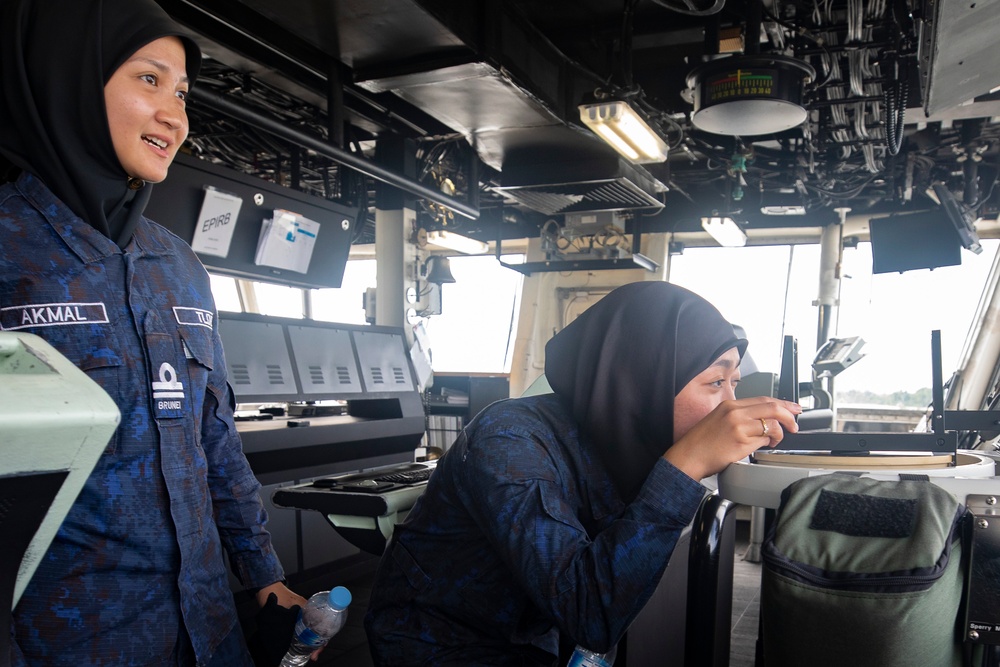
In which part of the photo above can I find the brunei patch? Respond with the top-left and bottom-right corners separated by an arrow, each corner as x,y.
151,361 -> 186,418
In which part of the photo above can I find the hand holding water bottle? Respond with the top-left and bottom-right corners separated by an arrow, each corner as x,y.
279,586 -> 352,666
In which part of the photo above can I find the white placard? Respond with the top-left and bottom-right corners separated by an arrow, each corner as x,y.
190,187 -> 243,258
254,209 -> 320,274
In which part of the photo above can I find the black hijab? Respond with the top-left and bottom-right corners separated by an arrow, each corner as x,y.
0,0 -> 201,246
545,281 -> 747,501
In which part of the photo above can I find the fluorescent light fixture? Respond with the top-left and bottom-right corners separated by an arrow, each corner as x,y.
701,216 -> 747,247
425,230 -> 489,255
578,101 -> 668,163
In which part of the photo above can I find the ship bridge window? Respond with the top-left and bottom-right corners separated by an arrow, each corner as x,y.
209,274 -> 242,313
312,259 -> 377,325
208,260 -> 377,323
669,240 -> 999,400
836,240 -> 998,397
255,282 -> 305,319
208,255 -> 523,373
208,273 -> 306,318
670,244 -> 822,386
423,254 -> 524,373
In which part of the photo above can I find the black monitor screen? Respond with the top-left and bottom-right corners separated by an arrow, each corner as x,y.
869,210 -> 962,274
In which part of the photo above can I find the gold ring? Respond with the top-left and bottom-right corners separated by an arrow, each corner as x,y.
760,418 -> 769,437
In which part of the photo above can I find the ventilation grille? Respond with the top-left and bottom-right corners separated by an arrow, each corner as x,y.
336,366 -> 352,384
365,366 -> 409,387
500,178 -> 661,215
231,364 -> 251,385
497,153 -> 664,215
266,364 -> 284,385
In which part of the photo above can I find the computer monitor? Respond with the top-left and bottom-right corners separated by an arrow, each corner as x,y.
870,209 -> 963,274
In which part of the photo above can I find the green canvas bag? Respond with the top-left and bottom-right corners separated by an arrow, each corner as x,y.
760,474 -> 968,667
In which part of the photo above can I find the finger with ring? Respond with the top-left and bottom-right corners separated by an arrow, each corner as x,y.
759,418 -> 769,437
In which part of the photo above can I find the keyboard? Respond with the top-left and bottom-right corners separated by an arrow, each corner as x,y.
271,460 -> 437,555
373,467 -> 434,484
307,461 -> 436,493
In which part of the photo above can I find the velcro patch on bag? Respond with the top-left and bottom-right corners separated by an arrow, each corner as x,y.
809,489 -> 918,538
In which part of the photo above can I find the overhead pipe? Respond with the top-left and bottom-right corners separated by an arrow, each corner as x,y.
188,87 -> 480,220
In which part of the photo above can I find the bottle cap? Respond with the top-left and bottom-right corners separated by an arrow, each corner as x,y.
328,586 -> 352,610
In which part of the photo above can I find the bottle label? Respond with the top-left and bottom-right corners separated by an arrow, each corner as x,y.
567,652 -> 614,667
292,619 -> 325,648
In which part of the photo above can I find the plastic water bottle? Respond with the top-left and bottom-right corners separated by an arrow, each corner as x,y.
279,586 -> 352,667
567,644 -> 617,666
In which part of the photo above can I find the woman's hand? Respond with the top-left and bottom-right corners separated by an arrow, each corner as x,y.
664,396 -> 802,481
256,582 -> 308,609
254,583 -> 324,663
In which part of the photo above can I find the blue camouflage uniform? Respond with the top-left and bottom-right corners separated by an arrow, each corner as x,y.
2,172 -> 285,666
365,392 -> 707,666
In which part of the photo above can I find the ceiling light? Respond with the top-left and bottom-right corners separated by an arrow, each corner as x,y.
425,229 -> 489,254
701,216 -> 747,247
578,101 -> 668,164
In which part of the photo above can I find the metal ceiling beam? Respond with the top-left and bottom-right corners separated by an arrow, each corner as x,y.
161,0 -> 453,139
189,87 -> 480,220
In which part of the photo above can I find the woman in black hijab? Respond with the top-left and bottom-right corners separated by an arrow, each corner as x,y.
1,1 -> 308,664
365,281 -> 801,666
0,0 -> 201,244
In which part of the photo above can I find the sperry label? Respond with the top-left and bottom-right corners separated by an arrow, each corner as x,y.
969,622 -> 1000,632
1,302 -> 109,330
173,306 -> 214,329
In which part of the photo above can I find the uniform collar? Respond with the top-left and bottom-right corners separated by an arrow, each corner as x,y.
129,213 -> 175,258
17,171 -> 117,264
17,171 -> 175,262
